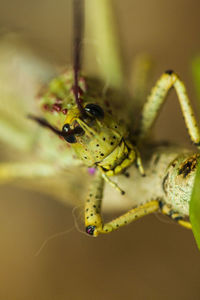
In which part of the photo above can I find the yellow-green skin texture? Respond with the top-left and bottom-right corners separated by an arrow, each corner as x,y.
38,69 -> 135,176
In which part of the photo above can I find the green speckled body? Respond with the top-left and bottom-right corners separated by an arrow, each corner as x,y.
38,69 -> 136,175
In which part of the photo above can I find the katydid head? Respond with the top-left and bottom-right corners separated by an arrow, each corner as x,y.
61,102 -> 126,166
61,103 -> 104,143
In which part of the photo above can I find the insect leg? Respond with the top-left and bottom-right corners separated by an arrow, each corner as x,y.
138,71 -> 200,147
124,140 -> 145,176
101,201 -> 159,234
159,201 -> 192,229
85,173 -> 159,236
0,162 -> 57,184
85,171 -> 104,236
101,172 -> 125,195
134,147 -> 145,176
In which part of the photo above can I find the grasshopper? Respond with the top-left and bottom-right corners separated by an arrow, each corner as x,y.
0,0 -> 199,238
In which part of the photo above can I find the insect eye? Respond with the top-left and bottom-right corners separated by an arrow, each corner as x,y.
64,135 -> 77,143
85,103 -> 104,119
62,123 -> 77,143
62,123 -> 70,133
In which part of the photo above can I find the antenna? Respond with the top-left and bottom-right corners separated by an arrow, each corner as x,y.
73,0 -> 85,115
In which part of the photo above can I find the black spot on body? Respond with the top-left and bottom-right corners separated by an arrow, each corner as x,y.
178,156 -> 198,178
178,161 -> 193,177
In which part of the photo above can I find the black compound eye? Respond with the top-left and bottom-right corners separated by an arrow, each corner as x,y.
64,135 -> 77,143
85,103 -> 104,119
62,123 -> 70,133
62,123 -> 77,143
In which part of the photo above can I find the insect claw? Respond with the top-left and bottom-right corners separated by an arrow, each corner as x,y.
86,225 -> 97,236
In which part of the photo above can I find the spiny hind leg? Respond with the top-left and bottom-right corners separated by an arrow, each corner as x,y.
159,200 -> 192,229
85,173 -> 159,237
138,70 -> 200,148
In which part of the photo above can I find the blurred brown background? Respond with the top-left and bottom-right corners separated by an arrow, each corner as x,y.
0,0 -> 200,299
